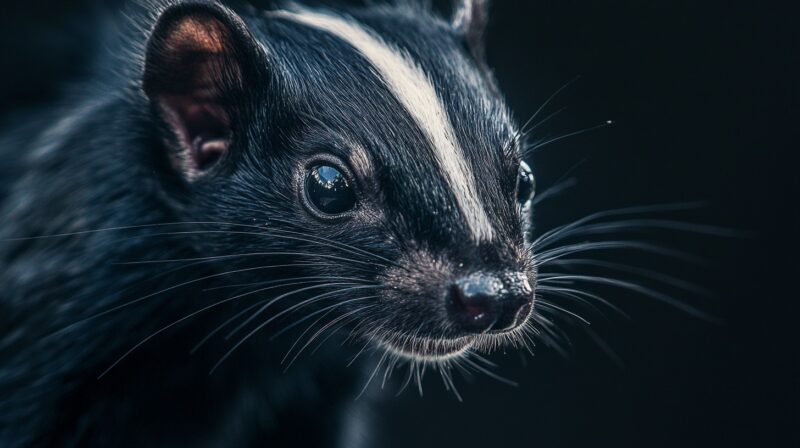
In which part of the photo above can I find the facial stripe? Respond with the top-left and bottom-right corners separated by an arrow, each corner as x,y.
274,9 -> 495,241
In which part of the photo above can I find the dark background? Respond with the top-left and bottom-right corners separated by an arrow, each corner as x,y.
1,1 -> 797,447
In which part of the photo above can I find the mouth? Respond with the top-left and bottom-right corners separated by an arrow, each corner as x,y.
377,333 -> 475,361
372,307 -> 535,362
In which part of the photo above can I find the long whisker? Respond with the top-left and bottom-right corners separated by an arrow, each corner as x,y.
356,351 -> 389,400
98,278 -> 363,378
536,299 -> 591,325
270,296 -> 376,342
519,107 -> 567,140
439,363 -> 463,402
203,275 -> 371,293
51,264 -> 335,339
117,250 -> 378,268
524,120 -> 613,157
528,313 -> 571,357
538,274 -> 719,321
535,220 -> 748,251
535,240 -> 705,265
531,176 -> 578,207
223,283 -> 371,340
262,223 -> 406,271
308,313 -> 366,357
210,285 -> 383,374
516,76 -> 581,139
191,302 -> 266,355
113,228 -> 397,270
382,354 -> 402,390
14,217 -> 404,272
5,219 -> 389,264
537,284 -> 629,318
531,202 -> 707,249
3,221 -> 258,241
460,355 -> 518,387
284,304 -> 376,368
193,281 -> 372,354
545,258 -> 711,295
223,212 -> 405,271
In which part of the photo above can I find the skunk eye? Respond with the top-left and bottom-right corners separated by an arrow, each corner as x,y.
516,161 -> 536,204
304,164 -> 357,216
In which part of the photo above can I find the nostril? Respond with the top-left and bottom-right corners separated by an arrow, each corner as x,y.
449,284 -> 487,319
446,283 -> 497,333
489,294 -> 532,332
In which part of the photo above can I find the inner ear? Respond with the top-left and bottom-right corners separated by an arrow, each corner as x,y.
143,4 -> 259,180
452,0 -> 490,63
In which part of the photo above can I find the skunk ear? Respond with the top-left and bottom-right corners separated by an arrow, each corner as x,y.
143,2 -> 264,181
451,0 -> 490,64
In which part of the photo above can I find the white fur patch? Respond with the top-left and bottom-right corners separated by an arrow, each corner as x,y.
275,9 -> 495,241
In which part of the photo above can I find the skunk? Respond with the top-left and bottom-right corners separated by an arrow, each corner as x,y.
0,1 -> 539,446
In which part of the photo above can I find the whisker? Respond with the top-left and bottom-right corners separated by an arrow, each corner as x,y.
517,76 -> 581,138
307,312 -> 365,356
284,305 -> 375,368
395,359 -> 416,396
531,202 -> 707,249
278,298 -> 373,360
382,354 -> 401,390
531,176 -> 578,207
460,355 -> 518,387
356,351 -> 389,400
7,219 -> 400,270
519,106 -> 567,140
440,363 -> 463,402
204,275 -> 370,293
414,361 -> 425,396
224,283 -> 371,340
263,224 -> 406,271
545,258 -> 711,295
538,274 -> 719,321
271,296 -> 376,342
524,120 -> 613,157
529,314 -> 572,357
536,219 -> 748,249
99,277 -> 367,377
537,284 -> 629,318
3,221 -> 254,241
118,248 -> 378,270
347,338 -> 375,368
535,240 -> 705,265
536,299 -> 591,325
210,285 -> 383,374
191,302 -> 265,355
52,264 -> 328,340
191,278 -> 372,353
95,287 -> 293,378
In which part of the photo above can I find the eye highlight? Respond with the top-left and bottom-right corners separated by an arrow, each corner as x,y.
516,161 -> 536,204
304,164 -> 357,217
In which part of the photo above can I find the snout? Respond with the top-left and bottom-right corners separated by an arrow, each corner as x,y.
445,272 -> 533,334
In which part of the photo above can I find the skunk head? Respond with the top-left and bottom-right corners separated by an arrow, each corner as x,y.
142,0 -> 535,361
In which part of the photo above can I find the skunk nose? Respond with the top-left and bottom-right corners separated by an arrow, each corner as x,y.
445,273 -> 533,334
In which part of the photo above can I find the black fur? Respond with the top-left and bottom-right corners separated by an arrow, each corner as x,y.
0,1 -> 531,446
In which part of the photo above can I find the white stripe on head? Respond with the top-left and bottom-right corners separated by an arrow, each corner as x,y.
274,9 -> 495,241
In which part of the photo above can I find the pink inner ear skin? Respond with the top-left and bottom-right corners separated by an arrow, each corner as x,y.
192,136 -> 229,170
163,94 -> 231,140
157,93 -> 231,179
165,17 -> 228,55
145,10 -> 248,180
